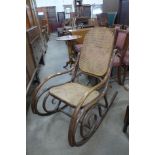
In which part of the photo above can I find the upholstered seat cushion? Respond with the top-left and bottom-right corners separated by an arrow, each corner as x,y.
74,44 -> 83,52
49,83 -> 99,107
112,55 -> 121,67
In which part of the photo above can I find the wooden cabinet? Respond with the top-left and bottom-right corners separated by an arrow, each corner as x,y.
46,6 -> 57,32
37,6 -> 58,32
57,12 -> 65,26
46,6 -> 57,23
74,0 -> 91,18
27,26 -> 44,66
26,0 -> 46,94
76,5 -> 91,18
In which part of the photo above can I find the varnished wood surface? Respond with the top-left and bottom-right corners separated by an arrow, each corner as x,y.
56,35 -> 81,41
69,28 -> 92,44
26,0 -> 46,94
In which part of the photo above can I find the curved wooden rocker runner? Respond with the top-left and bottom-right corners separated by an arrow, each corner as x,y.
31,27 -> 118,147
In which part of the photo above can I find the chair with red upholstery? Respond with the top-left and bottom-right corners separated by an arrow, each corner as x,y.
121,48 -> 129,85
113,24 -> 123,30
112,28 -> 129,84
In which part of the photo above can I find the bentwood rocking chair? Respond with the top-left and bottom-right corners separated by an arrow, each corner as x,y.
31,27 -> 118,147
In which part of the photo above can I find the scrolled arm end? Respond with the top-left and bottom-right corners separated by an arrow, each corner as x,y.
34,67 -> 74,97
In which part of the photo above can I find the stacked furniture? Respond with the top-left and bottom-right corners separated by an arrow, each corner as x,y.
76,4 -> 91,18
26,0 -> 46,94
37,6 -> 58,32
74,0 -> 91,27
27,26 -> 45,67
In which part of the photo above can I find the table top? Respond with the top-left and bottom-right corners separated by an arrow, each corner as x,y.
69,27 -> 93,33
56,35 -> 81,41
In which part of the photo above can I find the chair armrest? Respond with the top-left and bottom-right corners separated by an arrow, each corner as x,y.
34,68 -> 73,96
114,48 -> 121,57
77,74 -> 108,108
31,68 -> 74,114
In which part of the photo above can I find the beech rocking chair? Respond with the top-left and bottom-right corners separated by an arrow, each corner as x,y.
31,27 -> 118,147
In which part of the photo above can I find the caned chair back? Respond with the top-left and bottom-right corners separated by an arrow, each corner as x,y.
79,27 -> 115,77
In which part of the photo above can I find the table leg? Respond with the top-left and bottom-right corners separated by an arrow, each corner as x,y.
63,40 -> 75,69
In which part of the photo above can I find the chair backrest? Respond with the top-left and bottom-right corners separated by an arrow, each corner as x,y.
79,27 -> 115,77
115,28 -> 129,52
124,25 -> 129,31
114,24 -> 123,30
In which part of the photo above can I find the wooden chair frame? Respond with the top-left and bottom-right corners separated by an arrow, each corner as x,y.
31,28 -> 118,147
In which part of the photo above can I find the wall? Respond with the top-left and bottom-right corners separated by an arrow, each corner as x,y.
83,0 -> 103,4
36,0 -> 74,12
103,0 -> 119,12
36,0 -> 119,13
36,0 -> 103,12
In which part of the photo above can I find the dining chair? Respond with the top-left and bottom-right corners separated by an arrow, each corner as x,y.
31,27 -> 118,147
121,48 -> 129,85
112,27 -> 129,84
113,24 -> 123,30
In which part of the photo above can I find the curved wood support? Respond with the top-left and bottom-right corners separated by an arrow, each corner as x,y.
43,93 -> 61,113
68,51 -> 117,146
68,90 -> 118,146
31,68 -> 73,115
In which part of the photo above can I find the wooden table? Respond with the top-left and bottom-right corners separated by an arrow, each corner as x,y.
69,28 -> 93,44
56,35 -> 81,68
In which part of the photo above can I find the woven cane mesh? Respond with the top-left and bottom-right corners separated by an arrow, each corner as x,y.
50,83 -> 99,107
79,27 -> 114,77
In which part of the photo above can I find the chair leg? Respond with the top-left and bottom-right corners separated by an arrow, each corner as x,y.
68,91 -> 118,147
40,55 -> 45,65
122,66 -> 128,85
117,66 -> 122,85
123,106 -> 129,133
33,69 -> 40,84
104,95 -> 108,108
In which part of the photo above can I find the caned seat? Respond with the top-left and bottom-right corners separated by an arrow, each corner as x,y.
50,83 -> 99,107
